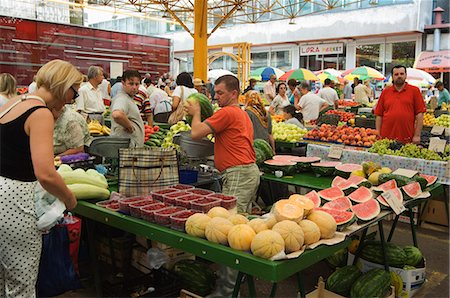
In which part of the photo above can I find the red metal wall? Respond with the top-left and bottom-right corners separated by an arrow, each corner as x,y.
0,16 -> 171,86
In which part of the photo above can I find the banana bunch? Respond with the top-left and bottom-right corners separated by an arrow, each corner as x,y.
88,120 -> 110,135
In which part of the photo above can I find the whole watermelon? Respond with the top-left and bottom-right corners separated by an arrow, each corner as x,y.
360,241 -> 406,268
185,93 -> 214,125
254,139 -> 274,160
326,265 -> 361,297
403,245 -> 422,267
350,268 -> 391,298
326,248 -> 348,269
254,147 -> 265,165
172,260 -> 216,296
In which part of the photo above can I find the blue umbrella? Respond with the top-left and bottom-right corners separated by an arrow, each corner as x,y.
250,67 -> 285,81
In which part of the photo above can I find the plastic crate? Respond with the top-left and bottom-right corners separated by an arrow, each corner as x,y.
170,184 -> 195,191
208,193 -> 237,210
129,199 -> 158,218
141,203 -> 169,222
154,207 -> 186,227
162,191 -> 189,205
151,188 -> 179,201
175,194 -> 203,209
190,197 -> 221,213
170,210 -> 197,231
187,189 -> 214,196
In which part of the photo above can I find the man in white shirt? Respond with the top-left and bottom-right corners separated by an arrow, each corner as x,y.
298,82 -> 329,122
75,66 -> 105,124
148,85 -> 172,123
318,78 -> 339,108
263,74 -> 276,103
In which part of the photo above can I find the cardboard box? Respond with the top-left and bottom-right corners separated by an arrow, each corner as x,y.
421,200 -> 449,227
348,254 -> 425,298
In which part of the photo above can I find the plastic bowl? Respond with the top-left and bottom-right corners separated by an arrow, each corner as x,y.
162,191 -> 189,205
129,199 -> 157,218
190,197 -> 221,213
175,194 -> 203,209
187,189 -> 215,196
208,193 -> 237,210
170,210 -> 197,231
151,188 -> 180,201
140,203 -> 169,222
119,197 -> 149,214
153,207 -> 186,227
170,184 -> 195,191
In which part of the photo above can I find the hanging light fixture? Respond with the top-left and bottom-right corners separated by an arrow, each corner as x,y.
288,17 -> 296,25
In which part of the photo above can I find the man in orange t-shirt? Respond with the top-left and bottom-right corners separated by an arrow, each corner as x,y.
375,65 -> 426,144
185,75 -> 260,297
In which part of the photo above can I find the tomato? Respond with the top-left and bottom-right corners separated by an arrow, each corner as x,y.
153,125 -> 160,132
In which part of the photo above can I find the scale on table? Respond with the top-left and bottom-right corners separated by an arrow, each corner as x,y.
88,136 -> 130,176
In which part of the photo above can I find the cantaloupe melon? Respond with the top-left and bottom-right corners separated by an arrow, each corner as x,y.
207,206 -> 230,218
298,220 -> 321,245
185,213 -> 212,238
247,218 -> 269,233
251,230 -> 285,259
272,199 -> 304,223
205,217 -> 234,245
228,214 -> 249,225
307,210 -> 337,239
228,224 -> 256,251
272,220 -> 304,253
264,215 -> 278,229
288,194 -> 315,216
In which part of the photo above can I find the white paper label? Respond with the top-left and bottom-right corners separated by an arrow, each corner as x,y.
446,162 -> 450,178
445,128 -> 450,137
431,125 -> 445,135
328,145 -> 344,159
392,168 -> 418,178
428,137 -> 446,153
382,190 -> 406,215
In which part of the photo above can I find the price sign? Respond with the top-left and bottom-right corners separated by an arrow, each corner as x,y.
382,190 -> 406,215
431,125 -> 445,135
446,161 -> 450,178
445,128 -> 450,137
392,168 -> 418,178
328,145 -> 344,159
428,137 -> 446,153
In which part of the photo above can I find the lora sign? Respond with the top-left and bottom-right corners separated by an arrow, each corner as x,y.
300,43 -> 344,55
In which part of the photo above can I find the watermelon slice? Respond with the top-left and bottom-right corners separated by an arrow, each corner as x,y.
293,156 -> 322,172
318,187 -> 345,201
311,162 -> 342,176
376,188 -> 404,207
348,186 -> 373,203
304,190 -> 321,208
402,182 -> 422,199
372,179 -> 398,192
351,199 -> 381,221
272,155 -> 300,161
331,176 -> 355,190
315,207 -> 355,226
335,164 -> 363,178
347,175 -> 367,185
323,197 -> 352,211
419,173 -> 438,187
264,159 -> 296,166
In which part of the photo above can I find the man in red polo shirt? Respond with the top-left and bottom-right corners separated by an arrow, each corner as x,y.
375,65 -> 426,144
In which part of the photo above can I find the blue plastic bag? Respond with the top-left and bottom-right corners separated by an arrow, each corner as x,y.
37,224 -> 82,297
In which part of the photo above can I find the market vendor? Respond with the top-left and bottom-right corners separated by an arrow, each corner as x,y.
52,105 -> 92,156
185,75 -> 260,297
298,82 -> 330,122
375,65 -> 426,144
436,81 -> 449,108
245,90 -> 275,152
111,70 -> 145,147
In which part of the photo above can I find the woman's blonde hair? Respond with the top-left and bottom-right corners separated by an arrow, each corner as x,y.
0,73 -> 17,98
36,59 -> 83,101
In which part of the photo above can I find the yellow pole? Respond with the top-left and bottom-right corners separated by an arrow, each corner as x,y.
193,0 -> 208,81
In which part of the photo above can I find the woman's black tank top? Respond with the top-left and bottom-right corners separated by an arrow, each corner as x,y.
0,106 -> 48,182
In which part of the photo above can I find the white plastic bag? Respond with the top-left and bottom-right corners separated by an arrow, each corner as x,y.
35,182 -> 66,231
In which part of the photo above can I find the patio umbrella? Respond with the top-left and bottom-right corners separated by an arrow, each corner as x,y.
207,69 -> 236,80
316,72 -> 345,84
385,68 -> 436,86
250,67 -> 285,81
342,66 -> 385,80
314,68 -> 343,77
279,68 -> 318,81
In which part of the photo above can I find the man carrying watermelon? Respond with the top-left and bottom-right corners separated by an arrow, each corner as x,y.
185,74 -> 260,297
375,65 -> 426,144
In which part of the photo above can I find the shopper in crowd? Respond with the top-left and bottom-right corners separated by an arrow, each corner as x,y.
0,73 -> 17,107
375,65 -> 425,144
185,75 -> 260,297
245,90 -> 275,152
351,77 -> 359,94
52,105 -> 92,156
80,75 -> 88,88
0,59 -> 79,297
149,82 -> 172,123
436,81 -> 450,108
269,82 -> 290,115
242,78 -> 257,94
99,72 -> 111,105
318,78 -> 339,108
134,79 -> 152,124
354,79 -> 371,105
163,78 -> 172,96
75,66 -> 106,124
342,79 -> 352,100
110,76 -> 122,98
298,82 -> 329,122
283,104 -> 305,129
111,70 -> 145,148
141,73 -> 151,85
169,72 -> 197,124
287,79 -> 301,108
194,78 -> 208,96
28,75 -> 37,94
263,74 -> 276,103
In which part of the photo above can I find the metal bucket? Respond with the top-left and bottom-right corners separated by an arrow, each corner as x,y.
176,131 -> 214,158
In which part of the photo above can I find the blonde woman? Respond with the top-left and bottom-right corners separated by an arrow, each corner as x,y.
0,60 -> 81,297
0,73 -> 17,107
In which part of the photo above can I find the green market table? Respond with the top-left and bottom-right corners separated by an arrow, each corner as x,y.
74,201 -> 351,297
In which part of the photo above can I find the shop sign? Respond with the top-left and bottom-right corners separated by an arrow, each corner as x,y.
300,43 -> 344,56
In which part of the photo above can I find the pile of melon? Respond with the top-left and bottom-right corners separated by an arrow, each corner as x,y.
185,195 -> 337,260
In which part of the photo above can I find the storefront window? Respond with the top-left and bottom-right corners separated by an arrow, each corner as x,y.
251,52 -> 269,70
385,41 -> 415,74
271,50 -> 291,71
356,44 -> 383,72
300,54 -> 345,71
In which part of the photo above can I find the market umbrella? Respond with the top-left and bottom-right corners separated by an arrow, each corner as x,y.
314,68 -> 343,77
250,67 -> 285,81
207,69 -> 236,80
342,66 -> 385,81
316,72 -> 345,84
385,68 -> 435,84
279,68 -> 318,81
